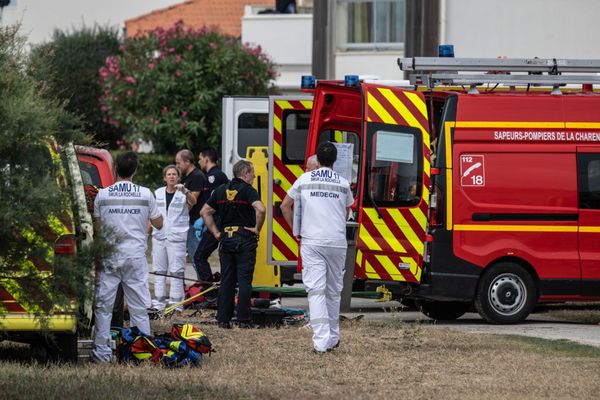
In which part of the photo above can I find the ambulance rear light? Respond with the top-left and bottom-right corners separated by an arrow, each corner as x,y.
55,235 -> 76,256
344,75 -> 359,87
439,44 -> 455,58
301,75 -> 316,89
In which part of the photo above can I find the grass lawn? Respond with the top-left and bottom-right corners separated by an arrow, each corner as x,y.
1,317 -> 600,400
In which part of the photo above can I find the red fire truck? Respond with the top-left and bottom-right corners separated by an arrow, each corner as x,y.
267,58 -> 600,324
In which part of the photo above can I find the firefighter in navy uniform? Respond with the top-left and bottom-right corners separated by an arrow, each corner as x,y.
194,147 -> 229,282
201,160 -> 266,329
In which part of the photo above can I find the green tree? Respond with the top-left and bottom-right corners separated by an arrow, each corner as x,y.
99,20 -> 276,153
0,25 -> 99,327
29,25 -> 124,146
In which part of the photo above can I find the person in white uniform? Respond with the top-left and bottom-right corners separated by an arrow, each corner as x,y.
92,152 -> 163,363
280,142 -> 353,353
151,165 -> 196,312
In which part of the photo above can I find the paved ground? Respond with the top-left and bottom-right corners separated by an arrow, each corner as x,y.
153,261 -> 600,348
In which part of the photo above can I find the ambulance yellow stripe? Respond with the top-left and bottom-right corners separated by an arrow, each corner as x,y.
454,224 -> 577,232
401,256 -> 420,279
445,121 -> 454,230
379,88 -> 430,150
358,226 -> 382,251
272,219 -> 298,253
364,260 -> 379,279
376,255 -> 406,281
367,93 -> 396,124
277,101 -> 294,110
364,209 -> 406,253
356,249 -> 363,267
408,206 -> 427,231
387,209 -> 424,255
580,226 -> 600,232
273,115 -> 282,135
456,121 -> 564,129
566,122 -> 600,129
288,164 -> 304,178
300,100 -> 313,109
421,184 -> 430,207
48,215 -> 70,236
403,91 -> 428,119
272,246 -> 286,261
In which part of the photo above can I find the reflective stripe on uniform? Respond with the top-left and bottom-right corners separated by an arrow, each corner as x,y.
98,199 -> 150,207
94,337 -> 111,346
307,289 -> 326,297
310,317 -> 330,325
298,183 -> 349,194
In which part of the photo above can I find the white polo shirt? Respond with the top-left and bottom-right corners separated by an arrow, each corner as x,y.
94,181 -> 161,259
287,167 -> 354,248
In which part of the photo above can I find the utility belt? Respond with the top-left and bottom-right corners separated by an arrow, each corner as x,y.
219,225 -> 258,253
220,225 -> 256,239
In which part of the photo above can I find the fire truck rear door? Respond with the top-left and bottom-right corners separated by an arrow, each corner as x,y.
355,85 -> 431,284
267,96 -> 313,266
577,146 -> 600,295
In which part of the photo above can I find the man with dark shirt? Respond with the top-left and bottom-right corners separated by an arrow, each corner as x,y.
201,160 -> 266,329
193,147 -> 229,282
175,149 -> 206,271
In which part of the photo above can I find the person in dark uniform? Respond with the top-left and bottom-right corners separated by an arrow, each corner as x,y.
193,147 -> 229,282
200,160 -> 266,329
175,149 -> 206,271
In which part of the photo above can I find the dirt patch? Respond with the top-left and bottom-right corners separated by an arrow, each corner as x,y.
2,318 -> 600,399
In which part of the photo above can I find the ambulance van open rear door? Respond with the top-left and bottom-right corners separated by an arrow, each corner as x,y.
221,96 -> 269,178
355,85 -> 431,292
302,81 -> 431,298
266,96 -> 313,282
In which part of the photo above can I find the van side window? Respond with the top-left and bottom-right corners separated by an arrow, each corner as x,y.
365,123 -> 422,207
578,154 -> 600,209
282,110 -> 311,164
237,113 -> 269,158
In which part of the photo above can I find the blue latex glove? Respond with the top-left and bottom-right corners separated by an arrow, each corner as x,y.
194,218 -> 205,240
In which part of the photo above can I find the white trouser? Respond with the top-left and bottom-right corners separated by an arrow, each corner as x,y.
301,243 -> 346,352
151,238 -> 186,311
92,257 -> 151,363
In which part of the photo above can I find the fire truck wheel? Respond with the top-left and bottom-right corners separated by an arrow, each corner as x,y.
418,300 -> 470,321
475,263 -> 536,324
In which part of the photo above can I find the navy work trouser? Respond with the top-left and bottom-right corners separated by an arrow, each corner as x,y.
193,229 -> 220,282
217,233 -> 257,323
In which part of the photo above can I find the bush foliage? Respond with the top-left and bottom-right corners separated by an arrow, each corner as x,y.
29,25 -> 124,146
99,20 -> 276,154
0,25 -> 99,327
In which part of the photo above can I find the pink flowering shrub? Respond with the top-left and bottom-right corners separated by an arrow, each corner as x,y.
99,20 -> 276,152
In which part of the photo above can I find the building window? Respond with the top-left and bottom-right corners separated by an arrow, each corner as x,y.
337,0 -> 405,51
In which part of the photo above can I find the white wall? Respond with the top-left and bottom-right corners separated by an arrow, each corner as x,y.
444,0 -> 600,58
242,12 -> 313,92
334,51 -> 404,80
0,0 -> 184,44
